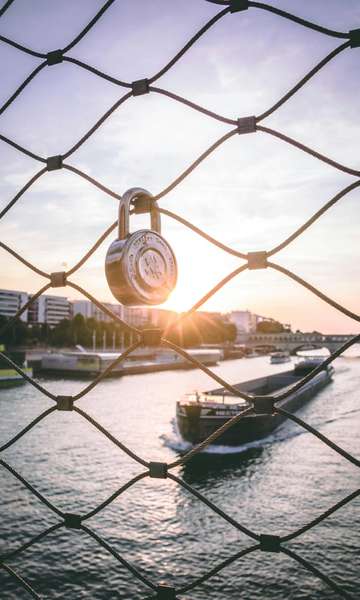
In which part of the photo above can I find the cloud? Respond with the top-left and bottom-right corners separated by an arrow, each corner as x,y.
0,0 -> 359,333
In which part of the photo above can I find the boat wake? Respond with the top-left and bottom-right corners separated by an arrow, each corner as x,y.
161,409 -> 351,456
161,419 -> 281,455
161,431 -> 271,455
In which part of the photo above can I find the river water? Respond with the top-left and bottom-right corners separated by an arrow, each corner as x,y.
0,354 -> 359,599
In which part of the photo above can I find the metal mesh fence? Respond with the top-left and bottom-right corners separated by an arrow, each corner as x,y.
0,0 -> 359,598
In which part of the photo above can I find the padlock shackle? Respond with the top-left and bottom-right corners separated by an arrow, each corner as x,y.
118,188 -> 160,239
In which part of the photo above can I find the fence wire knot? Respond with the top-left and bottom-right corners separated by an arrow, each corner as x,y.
237,116 -> 256,134
56,396 -> 74,411
132,79 -> 150,96
349,28 -> 360,47
252,397 -> 275,415
47,155 -> 63,171
230,0 -> 249,14
247,251 -> 268,270
149,462 -> 168,479
50,271 -> 67,287
260,534 -> 281,553
141,329 -> 163,347
47,49 -> 64,65
64,513 -> 82,529
156,585 -> 177,600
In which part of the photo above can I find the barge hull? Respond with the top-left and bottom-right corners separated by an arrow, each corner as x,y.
177,371 -> 330,446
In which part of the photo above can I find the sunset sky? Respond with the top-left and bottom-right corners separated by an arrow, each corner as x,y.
0,0 -> 359,333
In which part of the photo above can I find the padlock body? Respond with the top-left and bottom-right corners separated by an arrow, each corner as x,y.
105,229 -> 177,306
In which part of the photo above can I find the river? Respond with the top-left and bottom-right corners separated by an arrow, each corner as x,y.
0,353 -> 359,599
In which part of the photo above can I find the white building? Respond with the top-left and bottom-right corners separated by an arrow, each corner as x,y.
124,307 -> 151,328
0,289 -> 29,322
228,310 -> 257,339
124,307 -> 177,328
146,308 -> 177,329
73,300 -> 124,323
72,301 -> 176,329
72,300 -> 93,320
28,295 -> 72,327
0,289 -> 73,327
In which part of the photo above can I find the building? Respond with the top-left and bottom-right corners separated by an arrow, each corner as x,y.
73,301 -> 164,328
72,300 -> 93,320
123,307 -> 150,328
0,288 -> 73,327
0,289 -> 29,322
149,308 -> 177,329
228,310 -> 257,338
125,307 -> 178,329
73,300 -> 124,323
72,300 -> 177,329
28,295 -> 72,327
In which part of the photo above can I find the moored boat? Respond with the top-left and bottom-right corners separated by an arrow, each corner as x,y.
270,351 -> 291,364
37,348 -> 221,377
176,358 -> 334,446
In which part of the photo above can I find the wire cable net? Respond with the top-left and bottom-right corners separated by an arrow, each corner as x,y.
0,1 -> 359,598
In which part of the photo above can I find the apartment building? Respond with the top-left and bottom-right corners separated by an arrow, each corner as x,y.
28,295 -> 72,327
73,301 -> 177,329
73,300 -> 124,322
0,289 -> 179,331
0,289 -> 29,322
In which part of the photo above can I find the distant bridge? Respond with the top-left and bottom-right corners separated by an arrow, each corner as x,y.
236,332 -> 354,354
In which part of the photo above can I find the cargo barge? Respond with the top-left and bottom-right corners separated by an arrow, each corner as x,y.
176,358 -> 334,446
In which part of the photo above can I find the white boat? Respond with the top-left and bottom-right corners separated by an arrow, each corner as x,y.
270,351 -> 291,364
39,348 -> 221,377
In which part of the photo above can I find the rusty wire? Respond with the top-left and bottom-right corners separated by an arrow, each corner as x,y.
0,1 -> 359,598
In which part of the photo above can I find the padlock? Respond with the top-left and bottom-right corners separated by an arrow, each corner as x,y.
105,188 -> 177,306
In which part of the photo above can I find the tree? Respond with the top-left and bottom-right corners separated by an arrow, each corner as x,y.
163,312 -> 236,347
72,313 -> 92,346
0,311 -> 237,350
50,319 -> 72,347
0,315 -> 28,347
256,320 -> 285,334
